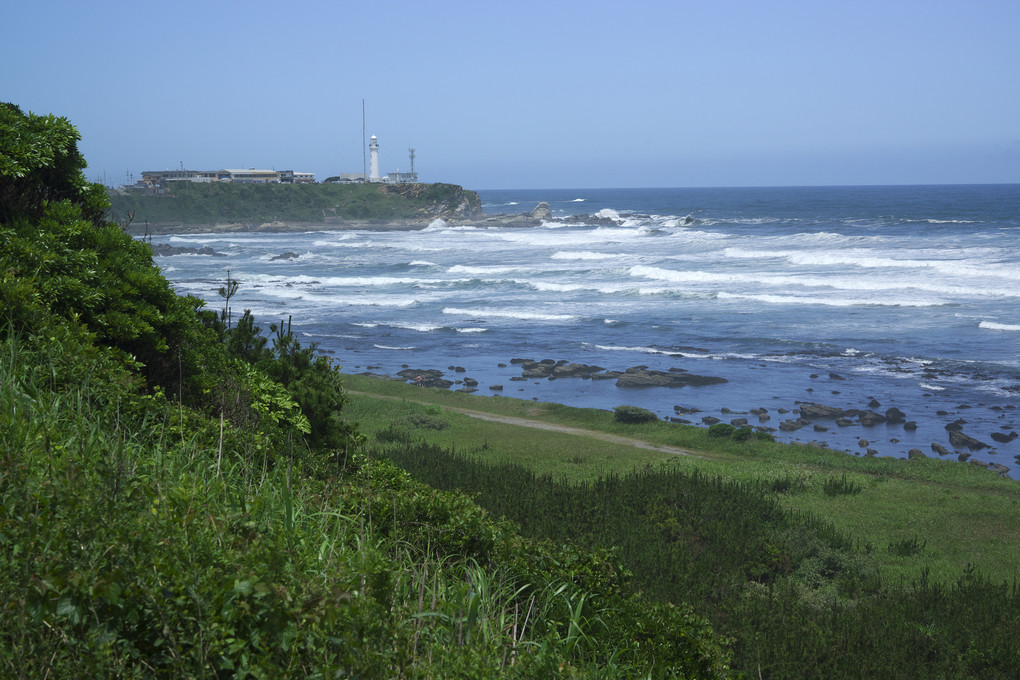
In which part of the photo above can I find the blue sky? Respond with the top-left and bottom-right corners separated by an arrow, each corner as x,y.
5,0 -> 1018,189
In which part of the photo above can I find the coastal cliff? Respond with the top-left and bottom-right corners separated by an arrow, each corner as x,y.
109,181 -> 483,234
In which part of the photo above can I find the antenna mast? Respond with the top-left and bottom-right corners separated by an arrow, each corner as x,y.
362,99 -> 367,180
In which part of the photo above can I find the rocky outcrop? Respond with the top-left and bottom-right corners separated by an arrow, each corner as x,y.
798,403 -> 844,419
858,411 -> 887,427
949,430 -> 989,451
149,243 -> 227,257
885,407 -> 907,424
531,202 -> 552,220
510,358 -> 726,388
517,359 -> 604,380
395,368 -> 453,389
615,367 -> 728,389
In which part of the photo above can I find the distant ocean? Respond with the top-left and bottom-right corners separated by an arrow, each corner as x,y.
151,184 -> 1020,477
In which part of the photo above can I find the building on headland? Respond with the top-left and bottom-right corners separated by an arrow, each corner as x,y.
329,136 -> 419,184
369,136 -> 380,181
134,133 -> 418,189
138,168 -> 315,188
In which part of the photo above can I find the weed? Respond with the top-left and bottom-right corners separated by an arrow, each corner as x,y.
823,474 -> 862,496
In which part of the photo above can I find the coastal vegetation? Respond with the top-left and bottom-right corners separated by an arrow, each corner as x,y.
3,102 -> 1018,678
2,102 -> 728,677
346,377 -> 1020,678
106,181 -> 482,230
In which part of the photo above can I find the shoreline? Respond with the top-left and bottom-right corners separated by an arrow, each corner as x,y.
126,214 -> 550,236
339,354 -> 1018,480
123,202 -> 599,235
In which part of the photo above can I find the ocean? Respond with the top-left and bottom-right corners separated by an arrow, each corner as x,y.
150,184 -> 1020,477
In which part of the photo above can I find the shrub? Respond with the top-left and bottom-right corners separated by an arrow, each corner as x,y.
733,426 -> 754,441
708,422 -> 737,438
394,412 -> 450,430
613,405 -> 659,424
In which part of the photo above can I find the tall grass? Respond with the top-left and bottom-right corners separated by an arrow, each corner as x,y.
0,332 -> 730,677
378,438 -> 1020,679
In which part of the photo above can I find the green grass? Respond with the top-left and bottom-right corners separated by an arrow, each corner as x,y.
341,373 -> 1020,584
0,335 -> 730,678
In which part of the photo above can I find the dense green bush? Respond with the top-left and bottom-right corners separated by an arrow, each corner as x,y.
613,404 -> 660,424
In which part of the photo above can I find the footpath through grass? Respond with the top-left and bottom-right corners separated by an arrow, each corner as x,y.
342,373 -> 1020,585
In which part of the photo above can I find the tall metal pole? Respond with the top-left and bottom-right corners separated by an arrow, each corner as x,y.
362,99 -> 367,181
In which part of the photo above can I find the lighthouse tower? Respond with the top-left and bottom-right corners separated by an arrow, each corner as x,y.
368,135 -> 380,181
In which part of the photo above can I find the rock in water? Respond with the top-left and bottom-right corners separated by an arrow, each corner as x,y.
798,402 -> 845,419
531,202 -> 552,220
885,407 -> 907,424
858,411 -> 887,427
948,430 -> 989,451
615,368 -> 727,388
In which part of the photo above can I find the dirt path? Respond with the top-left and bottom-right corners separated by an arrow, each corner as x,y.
348,391 -> 701,458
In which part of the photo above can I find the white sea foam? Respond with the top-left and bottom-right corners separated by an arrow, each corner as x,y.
311,239 -> 374,248
543,280 -> 632,295
409,260 -> 437,266
595,208 -> 621,220
979,321 -> 1020,331
550,251 -> 619,260
523,281 -> 591,293
628,265 -> 1015,298
344,296 -> 422,307
236,272 -> 466,288
571,198 -> 586,202
448,264 -> 523,275
427,218 -> 448,230
374,344 -> 416,351
388,322 -> 444,332
442,307 -> 578,322
722,247 -> 1020,282
717,292 -> 947,308
456,328 -> 488,333
593,344 -> 677,356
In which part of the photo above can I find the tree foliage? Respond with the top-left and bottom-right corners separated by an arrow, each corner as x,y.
0,102 -> 107,226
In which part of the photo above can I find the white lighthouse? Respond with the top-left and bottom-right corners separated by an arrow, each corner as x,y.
368,135 -> 380,181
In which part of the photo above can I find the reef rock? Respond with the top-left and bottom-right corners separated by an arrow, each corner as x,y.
798,403 -> 845,419
531,202 -> 552,220
949,430 -> 989,451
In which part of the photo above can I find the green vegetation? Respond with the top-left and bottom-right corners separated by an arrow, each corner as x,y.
340,374 -> 1020,584
1,103 -> 731,677
107,181 -> 482,227
4,102 -> 1018,678
613,404 -> 660,424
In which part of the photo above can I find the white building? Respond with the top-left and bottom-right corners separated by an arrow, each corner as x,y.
369,135 -> 380,181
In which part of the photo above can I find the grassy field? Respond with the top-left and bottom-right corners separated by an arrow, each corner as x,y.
341,373 -> 1020,585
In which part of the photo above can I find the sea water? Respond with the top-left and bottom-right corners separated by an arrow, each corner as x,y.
150,184 -> 1020,477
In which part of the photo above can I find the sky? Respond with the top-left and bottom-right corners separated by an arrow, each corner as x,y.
4,0 -> 1019,189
